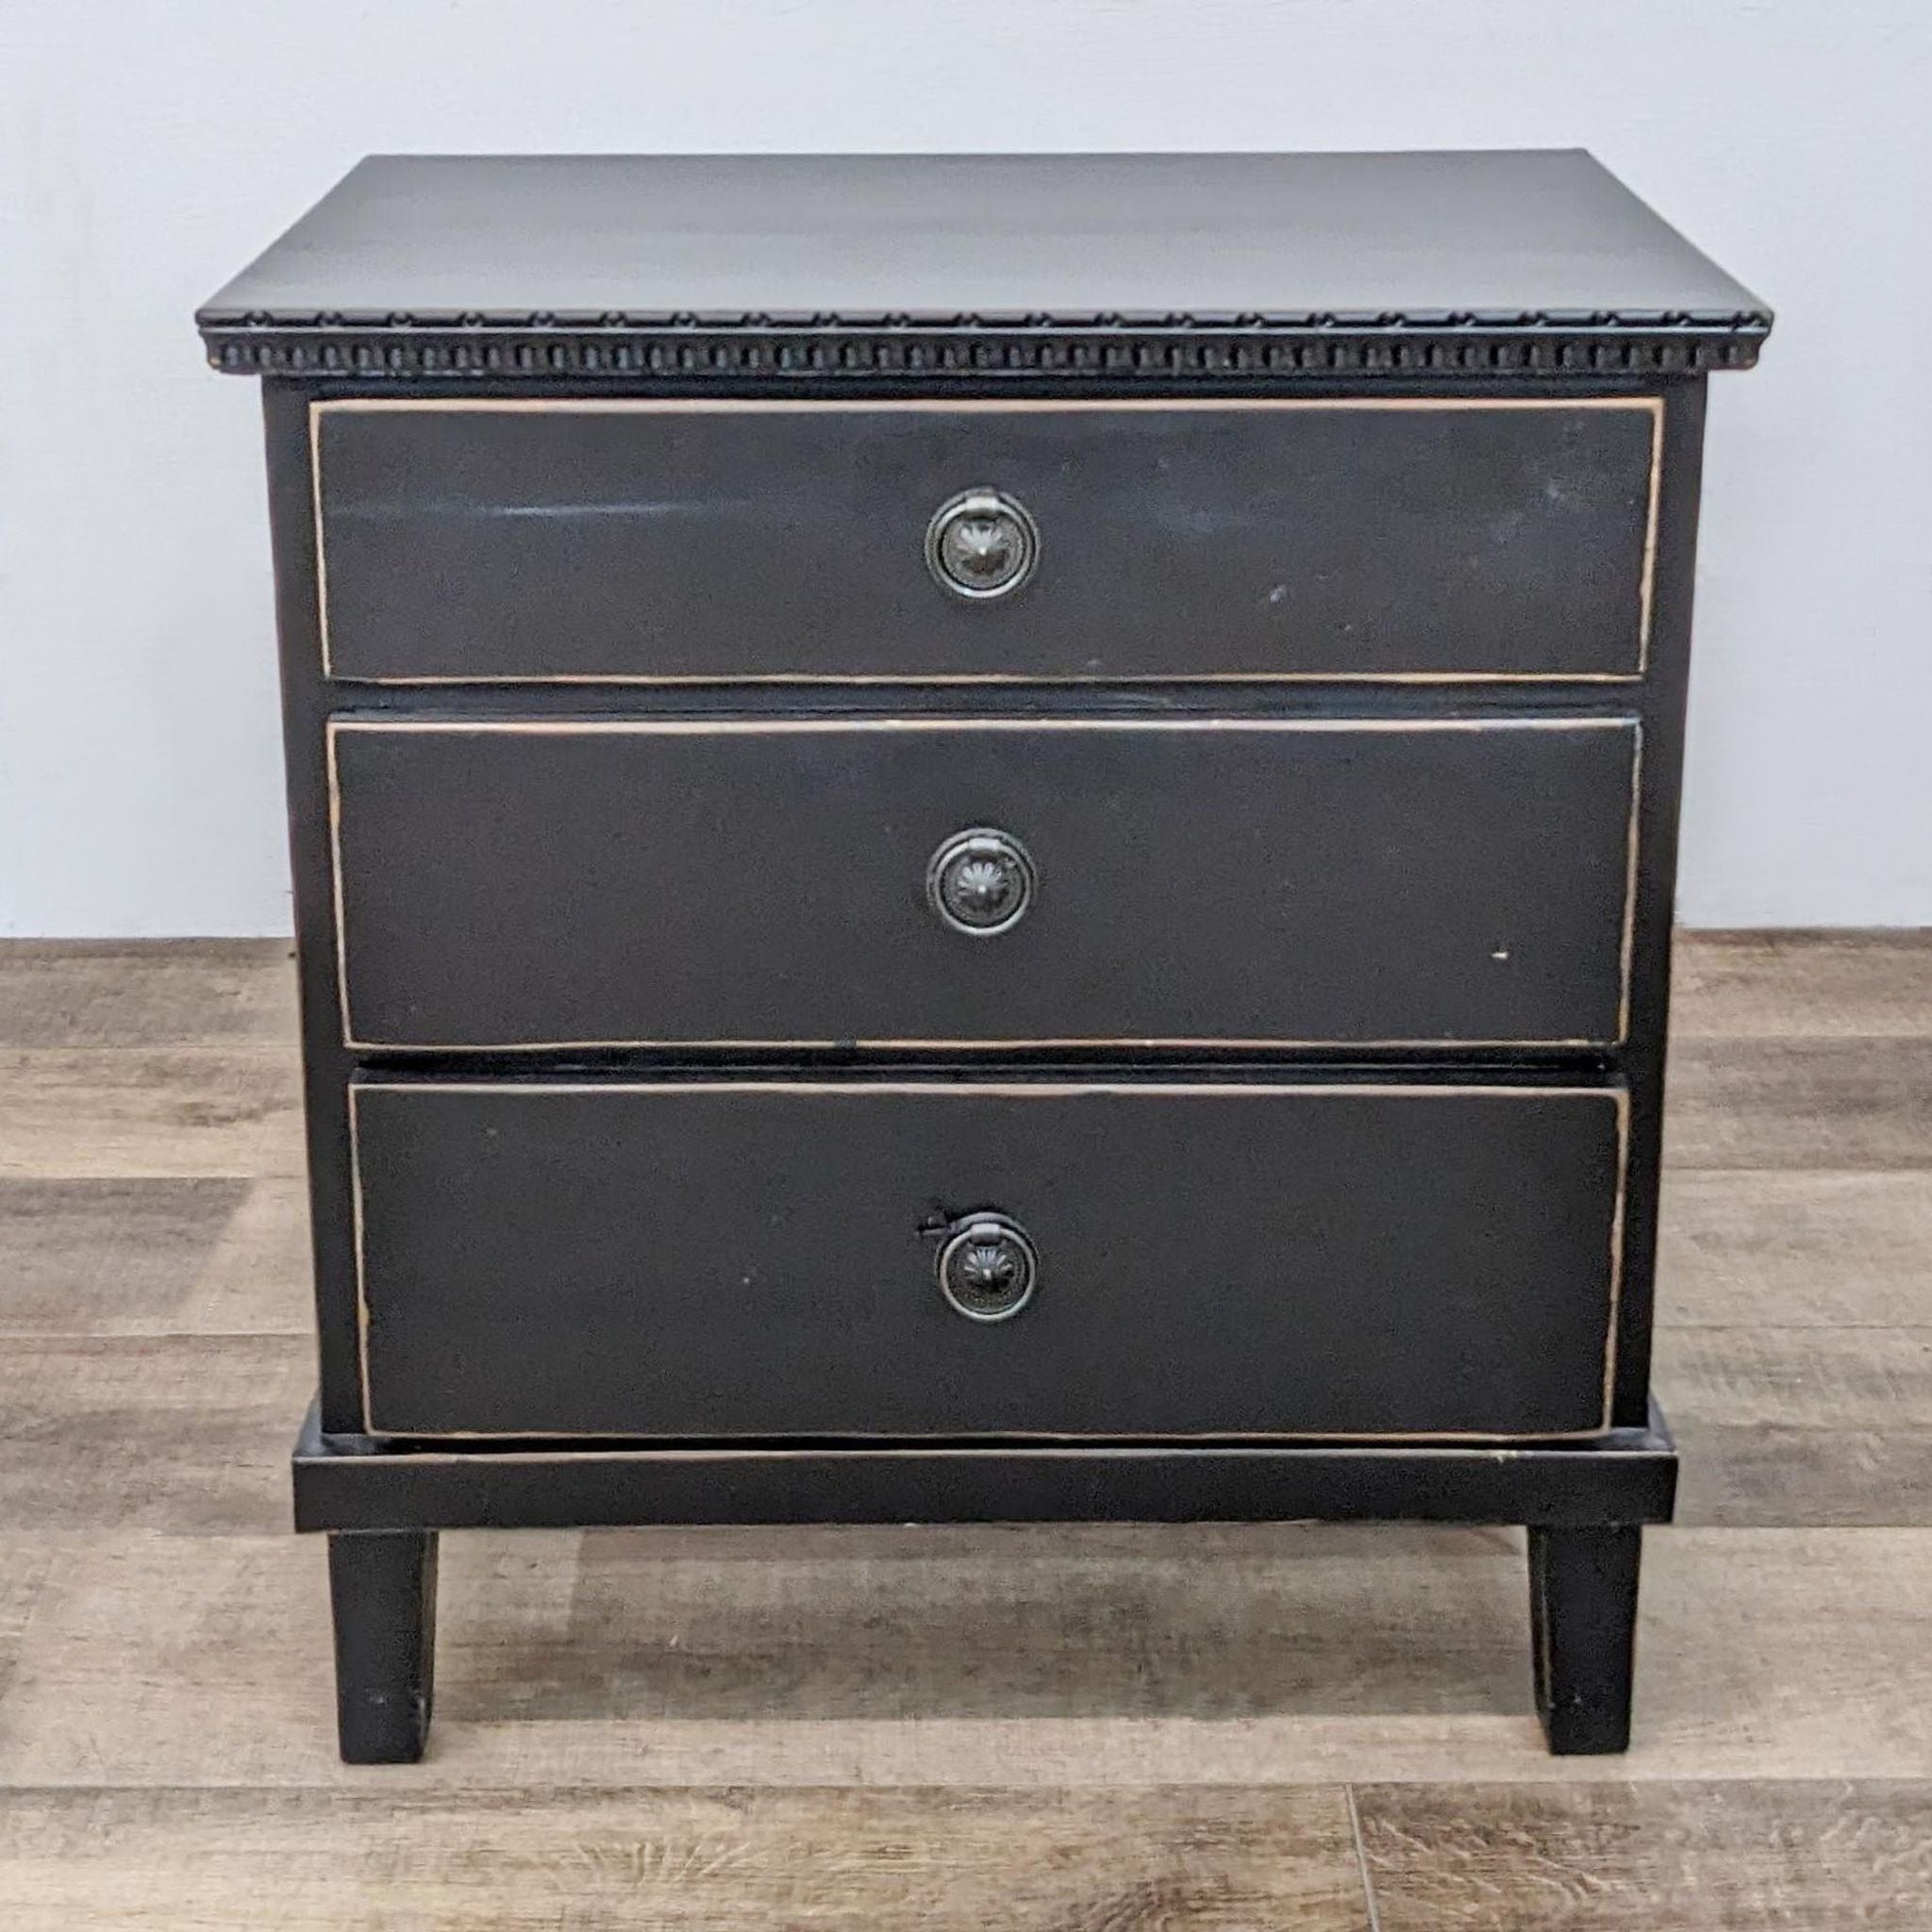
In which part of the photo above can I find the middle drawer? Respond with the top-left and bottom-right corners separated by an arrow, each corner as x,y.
329,715 -> 1639,1051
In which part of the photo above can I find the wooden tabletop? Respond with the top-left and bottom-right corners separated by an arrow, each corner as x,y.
196,152 -> 1771,381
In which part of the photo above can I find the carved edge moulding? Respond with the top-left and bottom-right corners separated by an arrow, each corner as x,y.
198,309 -> 1771,380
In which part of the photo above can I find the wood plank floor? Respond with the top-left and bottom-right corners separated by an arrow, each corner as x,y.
0,934 -> 1927,1927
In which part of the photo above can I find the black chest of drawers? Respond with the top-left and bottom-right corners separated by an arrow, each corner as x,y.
198,151 -> 1769,1761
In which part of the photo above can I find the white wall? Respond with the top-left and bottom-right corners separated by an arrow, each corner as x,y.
2,0 -> 1926,934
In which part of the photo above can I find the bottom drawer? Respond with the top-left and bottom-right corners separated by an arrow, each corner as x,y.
351,1078 -> 1625,1441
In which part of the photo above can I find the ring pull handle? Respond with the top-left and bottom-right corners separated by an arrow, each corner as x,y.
924,488 -> 1040,601
936,1212 -> 1039,1323
926,828 -> 1035,938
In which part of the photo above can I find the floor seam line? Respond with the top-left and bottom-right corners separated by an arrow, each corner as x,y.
1345,1784 -> 1386,1932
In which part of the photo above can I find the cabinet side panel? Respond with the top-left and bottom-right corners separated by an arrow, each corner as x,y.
261,380 -> 362,1430
1613,376 -> 1708,1425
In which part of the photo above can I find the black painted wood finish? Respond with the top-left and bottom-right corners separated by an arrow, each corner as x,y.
1529,1524 -> 1644,1754
198,152 -> 1770,379
314,399 -> 1658,682
326,1529 -> 438,1763
352,1078 -> 1625,1440
331,718 -> 1639,1049
293,1399 -> 1680,1534
203,151 -> 1768,1759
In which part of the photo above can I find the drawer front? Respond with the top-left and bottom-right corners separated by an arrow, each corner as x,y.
330,717 -> 1640,1051
313,398 -> 1660,683
352,1079 -> 1625,1440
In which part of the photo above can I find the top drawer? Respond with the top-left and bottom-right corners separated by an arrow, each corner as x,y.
311,397 -> 1662,684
